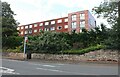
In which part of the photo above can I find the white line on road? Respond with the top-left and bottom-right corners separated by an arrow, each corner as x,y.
42,65 -> 56,67
36,67 -> 94,75
0,67 -> 20,75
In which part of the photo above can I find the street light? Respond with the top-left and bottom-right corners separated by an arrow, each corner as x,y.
23,35 -> 28,59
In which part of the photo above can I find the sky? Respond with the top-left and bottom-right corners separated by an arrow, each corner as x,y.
2,0 -> 110,27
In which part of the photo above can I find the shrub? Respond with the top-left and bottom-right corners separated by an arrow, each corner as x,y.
63,45 -> 105,54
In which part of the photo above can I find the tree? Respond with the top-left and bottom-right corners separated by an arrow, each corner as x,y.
93,1 -> 120,50
93,1 -> 118,25
2,2 -> 21,49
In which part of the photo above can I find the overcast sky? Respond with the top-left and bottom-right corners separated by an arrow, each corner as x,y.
2,0 -> 110,27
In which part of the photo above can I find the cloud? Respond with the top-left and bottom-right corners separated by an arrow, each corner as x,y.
2,0 -> 109,27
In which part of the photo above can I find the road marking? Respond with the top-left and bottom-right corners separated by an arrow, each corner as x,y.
36,67 -> 98,75
0,67 -> 20,75
42,65 -> 56,67
29,63 -> 56,67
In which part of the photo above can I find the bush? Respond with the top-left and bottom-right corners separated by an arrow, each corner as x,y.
3,47 -> 22,53
63,45 -> 105,54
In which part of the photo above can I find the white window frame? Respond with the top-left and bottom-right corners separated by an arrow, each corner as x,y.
64,18 -> 68,22
25,31 -> 28,34
72,22 -> 77,29
29,25 -> 32,28
44,28 -> 49,31
21,31 -> 23,34
21,26 -> 24,29
34,29 -> 37,33
50,27 -> 55,31
45,22 -> 49,25
51,21 -> 55,24
57,19 -> 62,23
39,23 -> 43,26
64,25 -> 68,29
80,21 -> 85,24
34,24 -> 38,27
39,29 -> 43,32
80,13 -> 85,19
57,26 -> 62,30
29,30 -> 32,34
72,14 -> 76,21
25,26 -> 28,29
17,27 -> 20,30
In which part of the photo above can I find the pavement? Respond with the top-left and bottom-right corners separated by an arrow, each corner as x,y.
1,59 -> 118,75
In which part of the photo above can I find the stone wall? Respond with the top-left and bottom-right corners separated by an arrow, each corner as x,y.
32,49 -> 118,62
2,52 -> 26,60
2,49 -> 119,62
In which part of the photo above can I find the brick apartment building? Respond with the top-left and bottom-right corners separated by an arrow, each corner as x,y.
17,10 -> 96,36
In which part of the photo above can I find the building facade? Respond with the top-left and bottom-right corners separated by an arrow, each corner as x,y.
17,10 -> 96,36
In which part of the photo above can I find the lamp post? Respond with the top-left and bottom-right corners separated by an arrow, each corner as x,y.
23,35 -> 28,59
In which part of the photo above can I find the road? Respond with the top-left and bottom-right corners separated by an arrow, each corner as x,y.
1,59 -> 118,75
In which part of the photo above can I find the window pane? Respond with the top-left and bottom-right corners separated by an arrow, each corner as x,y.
57,19 -> 62,23
39,23 -> 43,26
45,22 -> 49,25
34,24 -> 37,27
80,13 -> 85,19
25,26 -> 28,29
25,31 -> 28,34
21,31 -> 23,34
72,22 -> 77,28
21,27 -> 24,29
72,14 -> 76,20
17,27 -> 20,30
29,25 -> 32,28
64,25 -> 68,29
64,18 -> 68,22
29,30 -> 32,34
50,27 -> 55,31
51,21 -> 55,24
34,30 -> 37,32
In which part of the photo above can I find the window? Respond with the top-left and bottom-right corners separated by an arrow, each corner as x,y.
21,31 -> 23,34
80,29 -> 82,32
80,21 -> 85,28
29,25 -> 32,28
51,21 -> 55,24
44,28 -> 49,31
34,29 -> 37,33
34,24 -> 38,27
39,23 -> 43,26
57,26 -> 62,30
80,21 -> 85,24
57,19 -> 62,23
17,27 -> 20,30
50,27 -> 55,31
80,13 -> 85,19
29,30 -> 32,34
72,14 -> 76,21
39,29 -> 43,32
25,26 -> 28,29
64,18 -> 68,22
45,22 -> 49,25
25,31 -> 28,34
21,27 -> 24,29
72,22 -> 77,29
64,25 -> 68,29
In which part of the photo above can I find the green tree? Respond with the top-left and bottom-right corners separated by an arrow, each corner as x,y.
2,2 -> 21,49
93,1 -> 120,50
93,1 -> 118,25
